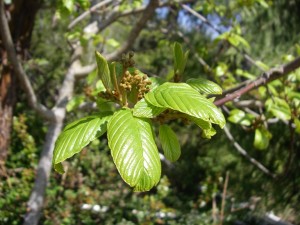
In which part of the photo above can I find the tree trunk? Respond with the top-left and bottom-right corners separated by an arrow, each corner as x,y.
0,64 -> 16,165
0,0 -> 41,165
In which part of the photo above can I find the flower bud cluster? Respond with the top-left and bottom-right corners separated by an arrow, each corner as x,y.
120,69 -> 152,100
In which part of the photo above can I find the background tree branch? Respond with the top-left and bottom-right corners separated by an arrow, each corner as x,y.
105,0 -> 159,61
0,0 -> 54,121
214,57 -> 300,106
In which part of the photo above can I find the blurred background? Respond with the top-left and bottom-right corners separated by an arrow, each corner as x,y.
0,0 -> 299,224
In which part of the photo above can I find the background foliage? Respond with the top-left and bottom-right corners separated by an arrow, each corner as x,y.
0,0 -> 299,224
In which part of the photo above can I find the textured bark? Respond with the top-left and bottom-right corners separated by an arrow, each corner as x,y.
0,0 -> 41,163
0,64 -> 16,163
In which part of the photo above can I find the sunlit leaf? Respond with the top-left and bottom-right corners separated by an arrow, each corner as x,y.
202,126 -> 216,139
95,51 -> 113,92
266,97 -> 291,121
187,78 -> 222,95
159,125 -> 181,162
228,109 -> 254,126
145,82 -> 225,128
133,99 -> 166,118
254,127 -> 272,150
107,109 -> 161,191
53,112 -> 112,173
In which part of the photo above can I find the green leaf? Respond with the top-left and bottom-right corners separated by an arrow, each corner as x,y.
174,42 -> 184,73
107,109 -> 161,191
173,42 -> 188,75
95,51 -> 113,92
266,97 -> 291,121
202,126 -> 216,139
62,0 -> 74,13
294,118 -> 300,134
66,95 -> 85,112
186,78 -> 222,95
145,82 -> 225,128
254,127 -> 272,150
228,109 -> 254,126
159,125 -> 181,162
53,112 -> 112,173
184,115 -> 211,130
133,99 -> 166,118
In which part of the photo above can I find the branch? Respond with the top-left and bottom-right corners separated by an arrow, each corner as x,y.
215,57 -> 300,106
68,0 -> 115,29
105,0 -> 159,61
0,1 -> 54,121
181,4 -> 265,72
223,125 -> 275,178
97,0 -> 193,32
74,63 -> 96,78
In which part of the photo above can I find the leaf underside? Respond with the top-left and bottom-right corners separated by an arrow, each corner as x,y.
107,109 -> 161,192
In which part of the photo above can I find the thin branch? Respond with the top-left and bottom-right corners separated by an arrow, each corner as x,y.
214,57 -> 300,106
223,125 -> 275,178
220,171 -> 229,225
181,4 -> 265,72
0,1 -> 54,121
68,0 -> 115,29
105,0 -> 159,61
96,0 -> 193,32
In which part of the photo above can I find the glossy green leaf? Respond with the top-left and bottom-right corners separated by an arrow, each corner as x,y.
95,51 -> 113,92
107,109 -> 161,191
186,78 -> 222,95
53,112 -> 112,173
159,125 -> 181,162
254,127 -> 272,150
133,99 -> 166,118
145,82 -> 225,128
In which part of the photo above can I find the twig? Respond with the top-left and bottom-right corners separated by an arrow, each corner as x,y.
214,57 -> 300,106
220,171 -> 229,225
181,4 -> 265,72
68,0 -> 114,29
105,0 -> 159,61
223,125 -> 275,178
0,1 -> 54,121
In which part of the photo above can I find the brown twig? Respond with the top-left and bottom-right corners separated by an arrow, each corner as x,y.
214,57 -> 300,106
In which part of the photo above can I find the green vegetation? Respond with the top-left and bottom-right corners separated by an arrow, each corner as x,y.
0,0 -> 299,224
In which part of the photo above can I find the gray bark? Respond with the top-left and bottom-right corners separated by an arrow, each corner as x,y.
23,121 -> 63,225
